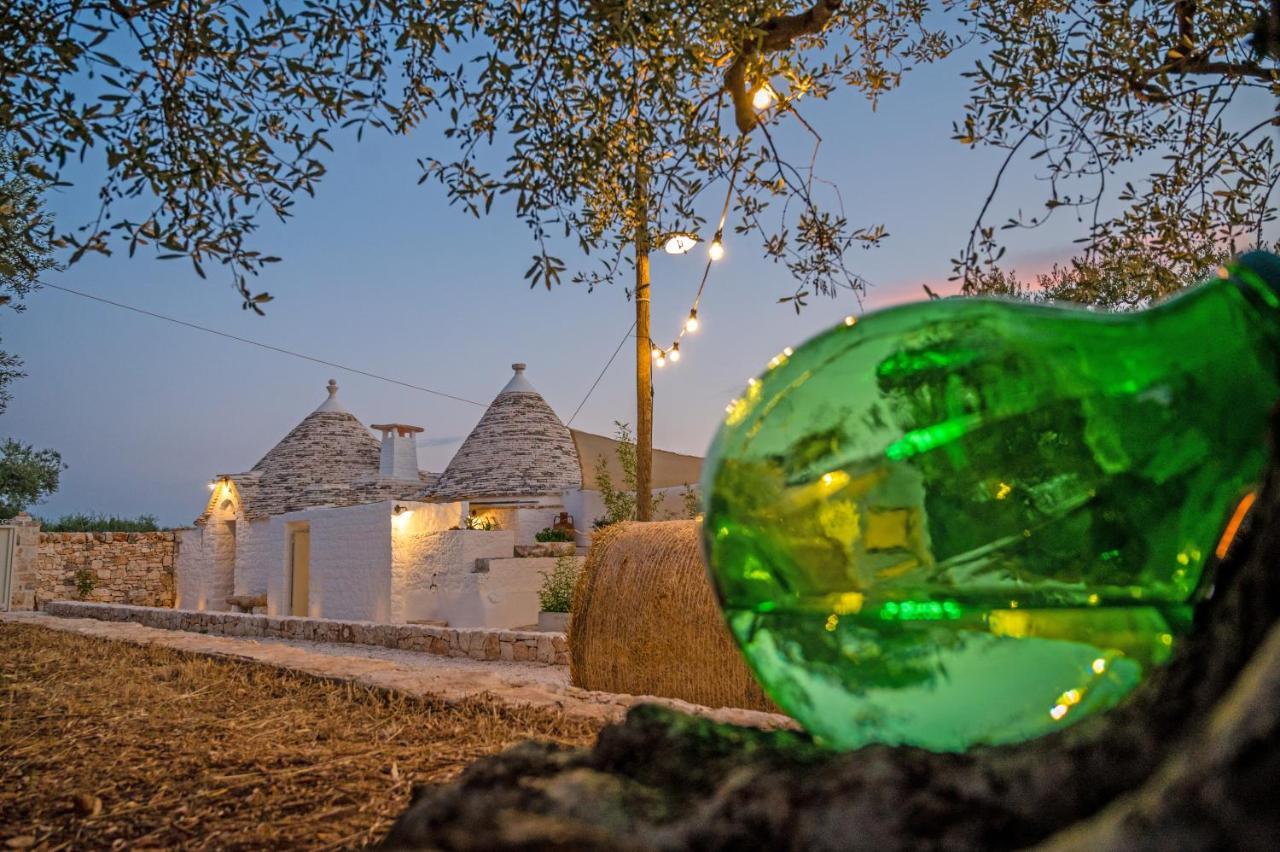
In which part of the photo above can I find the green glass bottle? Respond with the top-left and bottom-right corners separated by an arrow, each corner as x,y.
702,252 -> 1280,752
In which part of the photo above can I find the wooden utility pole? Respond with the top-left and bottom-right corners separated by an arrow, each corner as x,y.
634,160 -> 653,521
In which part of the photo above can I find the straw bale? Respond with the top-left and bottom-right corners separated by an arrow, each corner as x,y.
570,520 -> 777,713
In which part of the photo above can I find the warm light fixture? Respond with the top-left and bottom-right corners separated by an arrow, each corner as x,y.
752,83 -> 776,110
708,238 -> 725,261
669,342 -> 681,362
685,310 -> 700,333
656,351 -> 667,368
651,345 -> 663,360
663,232 -> 699,254
394,504 -> 409,515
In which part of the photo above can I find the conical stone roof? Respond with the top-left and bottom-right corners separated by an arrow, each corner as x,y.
225,379 -> 426,519
427,364 -> 581,501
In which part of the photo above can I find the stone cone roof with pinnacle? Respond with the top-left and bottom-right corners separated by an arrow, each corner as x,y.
426,363 -> 582,502
212,379 -> 430,520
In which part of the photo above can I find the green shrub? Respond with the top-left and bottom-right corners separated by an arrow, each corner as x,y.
592,421 -> 661,527
40,513 -> 160,532
73,568 -> 95,599
462,514 -> 498,531
535,527 -> 574,543
537,556 -> 580,613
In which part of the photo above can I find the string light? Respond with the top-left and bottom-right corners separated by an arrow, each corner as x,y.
663,232 -> 699,254
654,136 -> 747,373
752,83 -> 776,110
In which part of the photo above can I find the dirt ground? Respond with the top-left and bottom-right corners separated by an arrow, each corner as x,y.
0,622 -> 603,850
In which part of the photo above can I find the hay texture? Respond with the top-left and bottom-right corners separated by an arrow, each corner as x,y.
0,621 -> 600,850
570,520 -> 776,713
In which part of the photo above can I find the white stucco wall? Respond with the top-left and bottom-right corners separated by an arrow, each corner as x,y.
174,527 -> 226,611
398,527 -> 581,630
470,555 -> 582,629
562,486 -> 699,547
233,518 -> 272,597
175,498 -> 240,611
262,500 -> 465,622
389,500 -> 469,622
478,503 -> 565,546
264,503 -> 388,620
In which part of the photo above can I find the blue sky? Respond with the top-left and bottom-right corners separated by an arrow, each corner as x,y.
3,46 -> 1107,526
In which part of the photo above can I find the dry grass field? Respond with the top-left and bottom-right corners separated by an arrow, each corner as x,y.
0,622 -> 602,850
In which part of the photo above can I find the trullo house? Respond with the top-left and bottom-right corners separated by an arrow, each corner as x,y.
176,364 -> 700,629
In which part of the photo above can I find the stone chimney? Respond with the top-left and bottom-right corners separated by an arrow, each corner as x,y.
370,423 -> 424,480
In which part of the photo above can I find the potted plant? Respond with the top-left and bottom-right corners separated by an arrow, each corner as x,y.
536,556 -> 579,632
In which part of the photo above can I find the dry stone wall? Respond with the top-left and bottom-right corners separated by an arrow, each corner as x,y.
36,531 -> 177,608
43,600 -> 569,665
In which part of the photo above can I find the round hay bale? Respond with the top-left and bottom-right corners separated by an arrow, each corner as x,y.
570,520 -> 777,713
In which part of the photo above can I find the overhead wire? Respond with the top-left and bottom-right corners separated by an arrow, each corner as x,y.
39,281 -> 488,407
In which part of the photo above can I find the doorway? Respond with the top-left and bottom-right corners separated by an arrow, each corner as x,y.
288,528 -> 310,617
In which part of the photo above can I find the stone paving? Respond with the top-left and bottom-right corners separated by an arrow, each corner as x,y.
2,611 -> 796,730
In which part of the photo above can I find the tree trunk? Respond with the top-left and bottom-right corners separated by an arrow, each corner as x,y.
634,162 -> 653,522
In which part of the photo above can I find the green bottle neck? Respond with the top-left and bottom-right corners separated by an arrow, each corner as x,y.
1225,252 -> 1280,319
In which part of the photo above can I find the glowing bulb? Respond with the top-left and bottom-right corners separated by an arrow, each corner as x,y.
208,481 -> 217,491
651,346 -> 662,360
663,232 -> 699,254
669,343 -> 680,363
844,315 -> 857,327
685,310 -> 699,333
709,239 -> 725,261
656,353 -> 667,368
752,83 -> 776,110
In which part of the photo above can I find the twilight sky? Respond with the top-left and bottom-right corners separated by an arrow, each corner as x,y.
2,47 -> 1116,526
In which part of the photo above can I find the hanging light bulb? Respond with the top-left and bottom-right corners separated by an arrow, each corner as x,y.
709,238 -> 725,261
651,345 -> 663,360
656,351 -> 667,368
663,232 -> 699,255
752,83 -> 776,110
669,342 -> 681,362
685,309 -> 700,333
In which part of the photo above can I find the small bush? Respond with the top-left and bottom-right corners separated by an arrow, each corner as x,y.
538,556 -> 580,613
462,514 -> 498,531
73,568 -> 96,599
40,513 -> 160,532
534,527 -> 574,543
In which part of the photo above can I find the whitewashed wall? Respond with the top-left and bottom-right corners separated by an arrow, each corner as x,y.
476,498 -> 565,546
398,529 -> 513,625
562,486 -> 699,547
389,500 -> 469,622
234,519 -> 272,598
263,500 -> 465,622
265,503 -> 388,620
174,501 -> 237,611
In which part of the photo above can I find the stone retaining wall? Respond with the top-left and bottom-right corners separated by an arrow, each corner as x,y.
37,532 -> 177,608
42,600 -> 569,665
